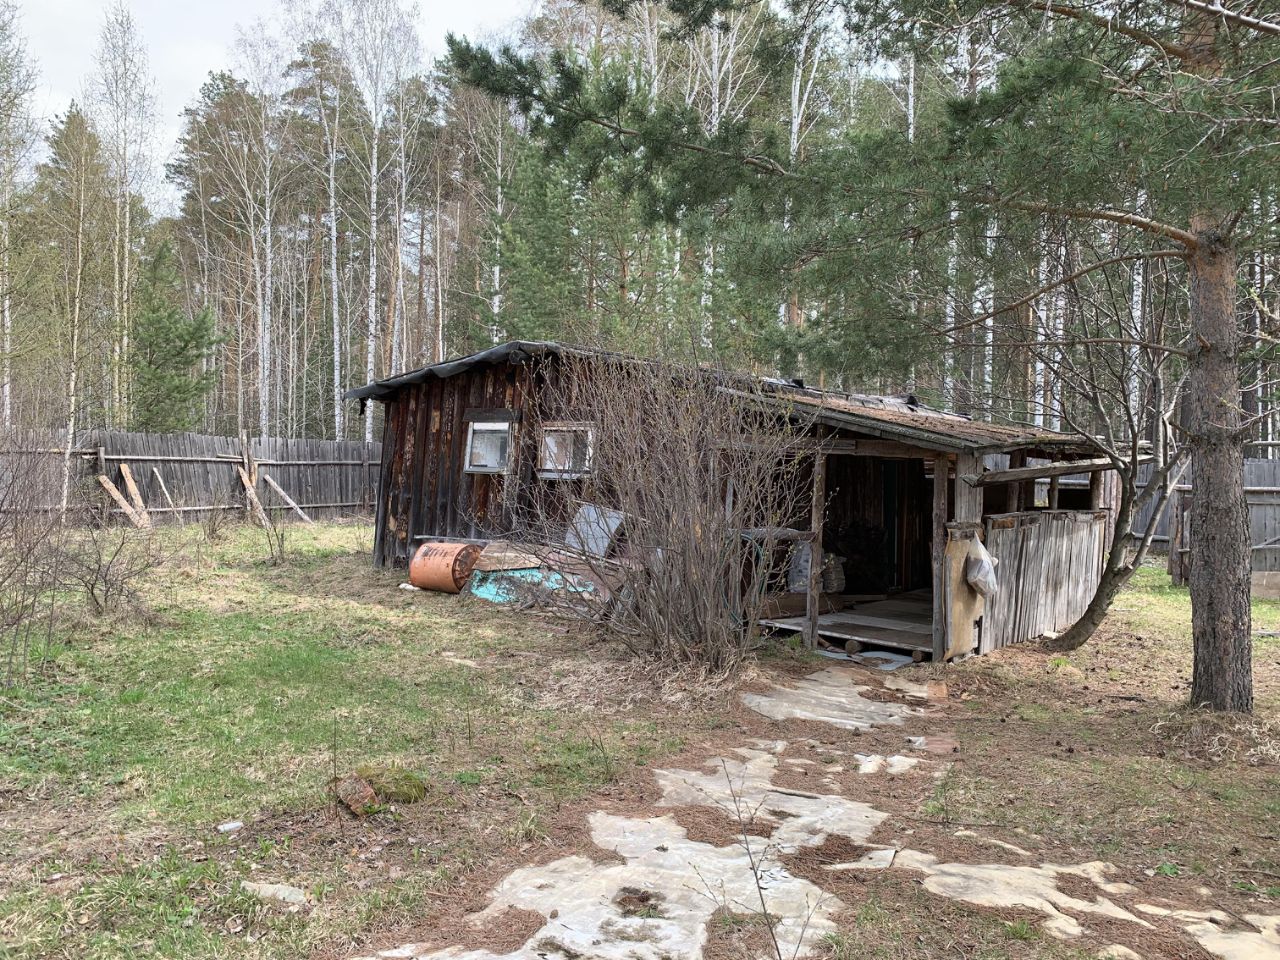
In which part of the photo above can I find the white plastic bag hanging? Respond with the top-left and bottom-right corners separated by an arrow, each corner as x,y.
965,537 -> 999,598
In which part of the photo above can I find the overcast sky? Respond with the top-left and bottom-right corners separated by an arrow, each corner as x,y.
18,0 -> 532,207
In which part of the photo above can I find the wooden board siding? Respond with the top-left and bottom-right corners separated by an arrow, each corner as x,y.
982,510 -> 1107,648
823,455 -> 933,594
373,362 -> 533,566
3,430 -> 379,523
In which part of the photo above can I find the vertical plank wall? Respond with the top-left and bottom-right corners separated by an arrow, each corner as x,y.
982,510 -> 1108,650
2,429 -> 380,522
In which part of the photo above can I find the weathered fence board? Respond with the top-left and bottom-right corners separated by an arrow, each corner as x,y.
2,429 -> 379,522
983,510 -> 1108,648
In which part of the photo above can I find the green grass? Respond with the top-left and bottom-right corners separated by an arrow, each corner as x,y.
0,522 -> 696,960
1,525 -> 678,827
1121,563 -> 1280,642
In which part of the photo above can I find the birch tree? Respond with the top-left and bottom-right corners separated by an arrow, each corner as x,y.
0,0 -> 33,429
337,0 -> 418,441
91,0 -> 154,428
37,107 -> 109,514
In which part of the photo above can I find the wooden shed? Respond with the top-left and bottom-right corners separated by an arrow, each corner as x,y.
349,341 -> 1115,660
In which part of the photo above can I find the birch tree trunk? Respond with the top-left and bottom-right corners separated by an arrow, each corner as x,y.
364,131 -> 378,442
327,137 -> 343,437
1,176 -> 10,428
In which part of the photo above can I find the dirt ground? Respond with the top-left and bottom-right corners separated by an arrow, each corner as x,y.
1,527 -> 1277,960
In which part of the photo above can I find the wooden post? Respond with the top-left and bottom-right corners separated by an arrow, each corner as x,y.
263,472 -> 314,524
955,451 -> 984,523
151,467 -> 183,527
97,475 -> 149,529
1006,451 -> 1024,513
1048,475 -> 1060,509
931,457 -> 950,660
949,450 -> 986,659
1089,470 -> 1104,509
805,451 -> 827,650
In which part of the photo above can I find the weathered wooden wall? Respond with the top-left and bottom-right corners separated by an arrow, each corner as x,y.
1167,459 -> 1280,580
373,361 -> 530,566
982,510 -> 1108,651
3,430 -> 380,521
823,455 -> 933,593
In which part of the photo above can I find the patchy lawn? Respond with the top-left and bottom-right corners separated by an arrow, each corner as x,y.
0,523 -> 708,959
1,534 -> 1276,960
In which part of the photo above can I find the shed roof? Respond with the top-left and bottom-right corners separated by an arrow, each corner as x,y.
344,341 -> 589,402
776,392 -> 1092,455
347,340 -> 1097,457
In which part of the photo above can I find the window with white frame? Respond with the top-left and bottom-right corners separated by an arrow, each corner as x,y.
538,423 -> 594,479
465,421 -> 513,474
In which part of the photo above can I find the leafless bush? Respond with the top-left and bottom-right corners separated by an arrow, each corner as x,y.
1152,709 -> 1280,766
260,511 -> 289,564
505,355 -> 812,677
57,520 -> 180,616
200,504 -> 230,542
0,431 -> 69,684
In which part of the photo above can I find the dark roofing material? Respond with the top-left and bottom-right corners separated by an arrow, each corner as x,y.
348,340 -> 1095,456
344,341 -> 570,401
779,392 -> 1089,454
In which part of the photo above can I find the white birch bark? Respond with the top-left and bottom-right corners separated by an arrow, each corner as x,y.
91,1 -> 154,429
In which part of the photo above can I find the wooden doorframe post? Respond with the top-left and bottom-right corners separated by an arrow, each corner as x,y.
931,456 -> 951,661
804,449 -> 827,649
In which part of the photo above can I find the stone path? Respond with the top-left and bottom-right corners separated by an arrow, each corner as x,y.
352,667 -> 1280,960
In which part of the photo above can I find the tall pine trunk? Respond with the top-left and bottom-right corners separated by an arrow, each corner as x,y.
1186,224 -> 1253,712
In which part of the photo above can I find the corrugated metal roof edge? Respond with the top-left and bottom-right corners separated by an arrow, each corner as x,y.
764,397 -> 1094,456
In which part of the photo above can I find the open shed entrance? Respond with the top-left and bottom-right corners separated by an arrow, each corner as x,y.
761,454 -> 940,660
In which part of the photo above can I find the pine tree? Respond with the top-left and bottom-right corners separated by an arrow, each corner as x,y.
130,240 -> 217,432
449,1 -> 1280,711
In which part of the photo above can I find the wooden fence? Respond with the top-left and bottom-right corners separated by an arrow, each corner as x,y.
1167,458 -> 1280,583
982,510 -> 1109,652
5,430 -> 380,523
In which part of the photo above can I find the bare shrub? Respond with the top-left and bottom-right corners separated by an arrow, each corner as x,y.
58,521 -> 178,616
1151,709 -> 1280,766
0,431 -> 70,684
506,354 -> 812,677
260,512 -> 288,564
200,503 -> 230,543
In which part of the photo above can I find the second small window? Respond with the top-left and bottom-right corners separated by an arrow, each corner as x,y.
539,423 -> 593,479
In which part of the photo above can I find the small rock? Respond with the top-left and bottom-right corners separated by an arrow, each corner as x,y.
336,775 -> 379,815
242,880 -> 308,906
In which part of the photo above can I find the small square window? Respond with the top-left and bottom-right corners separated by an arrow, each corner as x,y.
465,422 -> 512,474
538,423 -> 593,479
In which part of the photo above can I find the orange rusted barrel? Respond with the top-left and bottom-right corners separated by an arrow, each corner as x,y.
409,541 -> 482,593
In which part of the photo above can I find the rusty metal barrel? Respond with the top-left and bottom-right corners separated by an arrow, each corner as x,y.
409,541 -> 483,593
